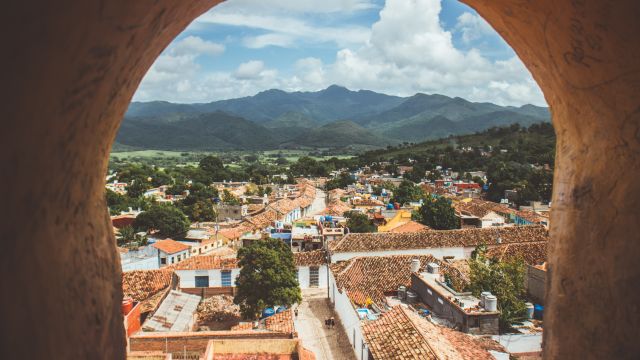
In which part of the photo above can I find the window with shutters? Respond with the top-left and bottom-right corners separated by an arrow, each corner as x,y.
195,276 -> 209,288
309,267 -> 319,287
221,270 -> 232,287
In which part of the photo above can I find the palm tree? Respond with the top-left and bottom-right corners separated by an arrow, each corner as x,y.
116,226 -> 136,247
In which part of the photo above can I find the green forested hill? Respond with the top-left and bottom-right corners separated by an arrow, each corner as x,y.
118,86 -> 550,150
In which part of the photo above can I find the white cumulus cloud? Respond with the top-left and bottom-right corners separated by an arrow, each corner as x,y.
134,0 -> 546,106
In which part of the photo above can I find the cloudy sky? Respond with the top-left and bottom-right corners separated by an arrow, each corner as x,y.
133,0 -> 546,106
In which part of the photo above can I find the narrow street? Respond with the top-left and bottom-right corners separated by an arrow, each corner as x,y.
308,188 -> 327,216
294,288 -> 355,360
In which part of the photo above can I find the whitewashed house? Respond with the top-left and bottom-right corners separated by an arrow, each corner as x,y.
151,239 -> 191,267
327,225 -> 548,263
173,255 -> 240,289
293,250 -> 328,289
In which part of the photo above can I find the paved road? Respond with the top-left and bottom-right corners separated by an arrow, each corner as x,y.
294,288 -> 355,360
308,188 -> 327,217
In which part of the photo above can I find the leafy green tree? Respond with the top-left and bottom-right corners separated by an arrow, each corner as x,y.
222,189 -> 241,205
468,245 -> 528,328
127,178 -> 151,198
106,189 -> 150,215
403,164 -> 427,183
134,204 -> 190,237
234,238 -> 302,320
325,172 -> 354,190
343,210 -> 377,233
199,155 -> 224,173
290,156 -> 327,177
116,226 -> 136,246
191,200 -> 217,222
199,155 -> 228,182
393,180 -> 424,205
116,225 -> 148,248
427,169 -> 442,182
417,195 -> 460,230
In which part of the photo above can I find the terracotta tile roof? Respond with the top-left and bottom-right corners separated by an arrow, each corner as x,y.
151,239 -> 190,254
362,306 -> 438,360
265,309 -> 295,334
329,225 -> 548,253
323,200 -> 352,216
230,322 -> 253,331
352,198 -> 385,207
454,199 -> 509,218
330,255 -> 467,308
486,241 -> 547,265
455,199 -> 547,224
122,269 -> 173,302
243,209 -> 278,229
270,198 -> 298,215
218,226 -> 251,240
293,250 -> 326,266
388,221 -> 430,233
404,307 -> 495,360
247,203 -> 266,214
173,255 -> 239,270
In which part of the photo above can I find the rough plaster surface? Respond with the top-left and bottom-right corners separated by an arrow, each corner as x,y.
463,1 -> 640,358
0,0 -> 638,359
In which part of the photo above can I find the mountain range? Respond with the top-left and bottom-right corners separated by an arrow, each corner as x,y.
117,85 -> 550,151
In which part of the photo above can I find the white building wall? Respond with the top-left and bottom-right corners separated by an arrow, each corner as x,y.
176,268 -> 241,288
297,265 -> 328,289
160,248 -> 191,267
329,271 -> 369,360
330,247 -> 467,263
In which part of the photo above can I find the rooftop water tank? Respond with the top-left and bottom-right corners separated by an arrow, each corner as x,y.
262,307 -> 276,318
480,291 -> 492,307
411,259 -> 421,273
398,285 -> 407,300
386,203 -> 394,210
427,263 -> 440,275
534,304 -> 544,320
484,295 -> 497,312
276,306 -> 286,314
406,291 -> 418,304
525,302 -> 535,319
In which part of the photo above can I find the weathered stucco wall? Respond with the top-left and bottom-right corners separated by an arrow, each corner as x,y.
0,1 -> 222,359
462,1 -> 640,358
0,1 -> 639,359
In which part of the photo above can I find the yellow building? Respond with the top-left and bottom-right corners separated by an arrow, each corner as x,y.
377,210 -> 413,232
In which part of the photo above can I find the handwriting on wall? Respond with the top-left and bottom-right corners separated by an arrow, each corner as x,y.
563,0 -> 606,69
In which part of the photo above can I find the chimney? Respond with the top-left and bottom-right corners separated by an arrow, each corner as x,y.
427,263 -> 440,275
411,259 -> 420,273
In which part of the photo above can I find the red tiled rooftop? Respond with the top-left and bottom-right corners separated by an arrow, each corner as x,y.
174,255 -> 239,270
330,255 -> 467,308
388,221 -> 430,233
122,269 -> 173,302
293,250 -> 326,267
362,306 -> 438,360
329,225 -> 548,253
151,239 -> 190,254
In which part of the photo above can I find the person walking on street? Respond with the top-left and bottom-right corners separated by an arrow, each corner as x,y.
330,317 -> 335,329
294,308 -> 298,318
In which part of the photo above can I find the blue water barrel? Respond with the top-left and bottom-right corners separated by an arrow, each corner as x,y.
262,307 -> 276,318
386,204 -> 394,210
325,216 -> 333,222
276,306 -> 286,314
534,304 -> 544,320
